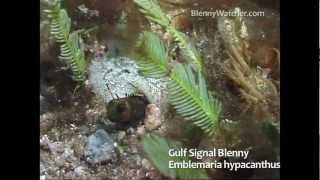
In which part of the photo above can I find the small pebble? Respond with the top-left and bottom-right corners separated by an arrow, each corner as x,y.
136,126 -> 146,136
144,104 -> 162,131
141,158 -> 153,170
54,156 -> 65,167
74,166 -> 86,177
84,129 -> 115,164
117,131 -> 126,141
127,128 -> 135,135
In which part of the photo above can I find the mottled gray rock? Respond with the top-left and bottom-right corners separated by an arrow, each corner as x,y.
74,166 -> 86,177
61,146 -> 76,162
84,129 -> 115,164
88,56 -> 168,109
117,131 -> 126,141
40,135 -> 64,153
54,156 -> 65,167
40,113 -> 55,133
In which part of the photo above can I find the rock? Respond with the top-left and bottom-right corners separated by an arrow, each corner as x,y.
40,135 -> 50,149
40,113 -> 55,133
84,129 -> 115,164
130,147 -> 138,154
135,169 -> 146,180
89,57 -> 167,105
54,156 -> 65,167
40,162 -> 46,174
126,128 -> 135,135
63,171 -> 75,179
40,135 -> 64,153
79,125 -> 90,136
74,166 -> 88,178
135,156 -> 142,166
61,146 -> 76,162
141,158 -> 153,170
144,104 -> 162,131
117,131 -> 126,141
146,170 -> 164,180
127,169 -> 137,178
136,126 -> 146,136
85,109 -> 100,123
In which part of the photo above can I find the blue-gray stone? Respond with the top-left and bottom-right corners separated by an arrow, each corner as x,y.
84,129 -> 115,164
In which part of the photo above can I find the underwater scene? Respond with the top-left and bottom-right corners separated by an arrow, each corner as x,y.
40,0 -> 280,179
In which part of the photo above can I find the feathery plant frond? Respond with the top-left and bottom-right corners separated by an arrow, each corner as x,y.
59,32 -> 87,82
134,0 -> 203,71
133,0 -> 170,27
142,134 -> 209,179
46,4 -> 70,43
167,27 -> 202,70
136,32 -> 222,135
169,64 -> 222,135
45,0 -> 87,82
136,31 -> 170,78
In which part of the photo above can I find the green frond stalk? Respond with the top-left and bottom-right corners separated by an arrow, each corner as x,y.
136,32 -> 222,135
45,0 -> 87,82
169,64 -> 222,135
134,0 -> 203,71
136,31 -> 170,78
133,0 -> 170,27
59,32 -> 87,82
166,27 -> 202,70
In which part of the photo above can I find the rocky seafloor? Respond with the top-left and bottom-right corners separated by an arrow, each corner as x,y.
40,46 -> 166,179
40,82 -> 165,179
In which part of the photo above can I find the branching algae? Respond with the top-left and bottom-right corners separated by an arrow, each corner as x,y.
218,8 -> 279,118
45,0 -> 87,82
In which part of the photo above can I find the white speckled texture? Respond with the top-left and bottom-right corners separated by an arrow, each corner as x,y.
89,56 -> 168,108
